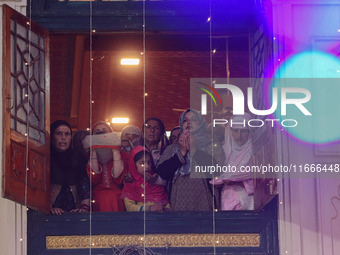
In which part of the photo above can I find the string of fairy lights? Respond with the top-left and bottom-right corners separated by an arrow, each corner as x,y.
142,0 -> 147,253
89,0 -> 92,254
23,0 -> 34,253
207,0 -> 219,253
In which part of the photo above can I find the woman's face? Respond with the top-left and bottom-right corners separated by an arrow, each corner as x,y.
143,120 -> 162,144
52,125 -> 72,152
182,111 -> 199,131
170,128 -> 180,144
93,124 -> 111,135
125,132 -> 141,144
231,128 -> 250,146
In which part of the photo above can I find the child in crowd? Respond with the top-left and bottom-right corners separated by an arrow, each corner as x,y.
121,146 -> 170,211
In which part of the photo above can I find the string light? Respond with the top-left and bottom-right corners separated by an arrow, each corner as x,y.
91,100 -> 94,104
212,49 -> 216,54
207,17 -> 211,22
144,93 -> 148,96
92,29 -> 96,33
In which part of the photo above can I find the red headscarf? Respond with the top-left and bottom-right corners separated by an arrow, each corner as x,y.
121,146 -> 169,204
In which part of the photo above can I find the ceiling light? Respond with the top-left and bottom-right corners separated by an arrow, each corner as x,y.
112,117 -> 129,124
120,58 -> 140,65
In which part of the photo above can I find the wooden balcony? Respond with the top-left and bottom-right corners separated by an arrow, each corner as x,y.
27,196 -> 278,254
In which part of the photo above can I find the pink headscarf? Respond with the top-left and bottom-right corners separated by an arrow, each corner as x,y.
121,146 -> 169,204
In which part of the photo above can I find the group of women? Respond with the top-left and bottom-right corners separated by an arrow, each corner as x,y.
50,109 -> 254,215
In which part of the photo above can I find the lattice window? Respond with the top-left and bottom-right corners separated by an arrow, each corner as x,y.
10,19 -> 46,144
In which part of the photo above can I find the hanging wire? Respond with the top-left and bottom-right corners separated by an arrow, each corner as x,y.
142,0 -> 147,253
23,1 -> 34,254
89,0 -> 94,254
208,0 -> 217,254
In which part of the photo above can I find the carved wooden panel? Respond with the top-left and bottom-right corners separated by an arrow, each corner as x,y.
2,5 -> 50,213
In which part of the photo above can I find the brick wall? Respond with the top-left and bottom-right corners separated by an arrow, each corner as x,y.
50,36 -> 249,131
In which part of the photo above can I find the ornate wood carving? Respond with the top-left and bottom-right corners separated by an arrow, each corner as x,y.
2,5 -> 50,213
46,233 -> 260,249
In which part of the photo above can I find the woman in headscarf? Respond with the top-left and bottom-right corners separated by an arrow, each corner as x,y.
84,121 -> 126,212
210,113 -> 254,210
50,120 -> 90,215
140,117 -> 170,165
156,109 -> 224,211
121,125 -> 142,147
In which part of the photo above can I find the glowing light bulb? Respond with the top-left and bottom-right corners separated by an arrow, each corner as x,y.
112,118 -> 129,124
120,58 -> 140,65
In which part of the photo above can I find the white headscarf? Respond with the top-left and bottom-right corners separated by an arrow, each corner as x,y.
215,113 -> 253,181
121,125 -> 141,147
